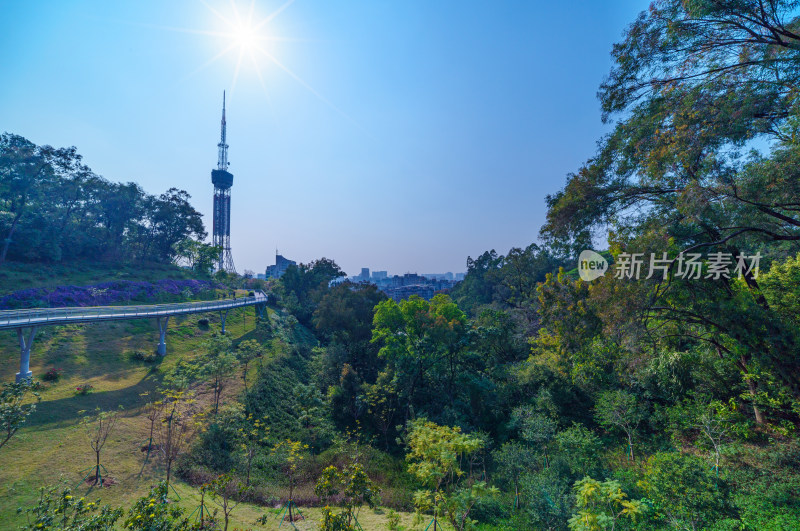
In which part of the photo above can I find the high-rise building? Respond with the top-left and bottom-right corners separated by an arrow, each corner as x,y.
266,252 -> 297,279
211,91 -> 236,273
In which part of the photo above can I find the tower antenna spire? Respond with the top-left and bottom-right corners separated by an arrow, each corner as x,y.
217,91 -> 229,171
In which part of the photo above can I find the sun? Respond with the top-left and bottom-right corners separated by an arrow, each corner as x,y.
167,0 -> 359,127
234,22 -> 258,52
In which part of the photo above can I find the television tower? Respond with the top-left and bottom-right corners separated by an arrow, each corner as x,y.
211,91 -> 236,273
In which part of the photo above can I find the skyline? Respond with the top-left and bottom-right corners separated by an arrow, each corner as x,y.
0,0 -> 647,276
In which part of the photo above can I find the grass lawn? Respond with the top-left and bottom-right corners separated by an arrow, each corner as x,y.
0,297 -> 415,530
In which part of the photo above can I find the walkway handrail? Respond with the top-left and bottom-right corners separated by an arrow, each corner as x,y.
0,290 -> 268,330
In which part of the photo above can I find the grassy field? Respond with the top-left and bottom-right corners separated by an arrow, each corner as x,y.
0,263 -> 417,530
0,306 -> 417,529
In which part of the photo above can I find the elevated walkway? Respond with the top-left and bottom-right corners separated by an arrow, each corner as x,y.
1,291 -> 268,382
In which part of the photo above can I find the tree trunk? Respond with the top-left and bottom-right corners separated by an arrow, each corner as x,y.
0,210 -> 23,264
627,433 -> 634,462
746,377 -> 765,425
288,480 -> 294,522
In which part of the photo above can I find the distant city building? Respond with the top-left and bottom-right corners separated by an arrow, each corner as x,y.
422,272 -> 455,281
455,272 -> 466,281
256,273 -> 266,280
266,252 -> 296,279
345,270 -> 465,302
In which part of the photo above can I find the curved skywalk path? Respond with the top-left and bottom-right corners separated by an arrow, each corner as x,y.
1,291 -> 268,382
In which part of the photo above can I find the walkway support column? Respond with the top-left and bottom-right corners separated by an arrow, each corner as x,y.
16,327 -> 37,382
220,310 -> 229,334
157,317 -> 170,356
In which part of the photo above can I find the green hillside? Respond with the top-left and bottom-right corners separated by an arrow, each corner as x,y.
0,258 -> 422,529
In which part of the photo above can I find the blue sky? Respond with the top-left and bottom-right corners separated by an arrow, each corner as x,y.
0,0 -> 647,276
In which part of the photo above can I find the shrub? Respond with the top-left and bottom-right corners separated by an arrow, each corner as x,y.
198,318 -> 210,329
129,350 -> 159,363
641,451 -> 736,529
75,384 -> 94,395
42,367 -> 62,382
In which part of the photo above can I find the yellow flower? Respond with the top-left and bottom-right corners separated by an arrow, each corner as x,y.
65,495 -> 73,500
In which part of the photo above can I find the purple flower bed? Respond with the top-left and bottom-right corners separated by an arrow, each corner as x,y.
0,279 -> 218,310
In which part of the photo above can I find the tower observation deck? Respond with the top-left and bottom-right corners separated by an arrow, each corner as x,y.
211,91 -> 236,273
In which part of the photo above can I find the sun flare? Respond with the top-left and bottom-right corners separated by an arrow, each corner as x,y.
168,0 -> 358,127
234,22 -> 258,51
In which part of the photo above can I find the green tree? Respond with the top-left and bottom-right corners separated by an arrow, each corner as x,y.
271,439 -> 309,522
200,334 -> 238,415
206,473 -> 248,531
512,405 -> 557,468
235,339 -> 264,392
405,419 -> 490,530
568,477 -> 644,531
18,484 -> 123,530
594,390 -> 645,461
0,379 -> 41,451
641,451 -> 735,530
173,238 -> 219,275
494,441 -> 535,509
238,413 -> 269,487
554,424 -> 603,479
123,482 -> 194,530
279,257 -> 346,325
0,133 -> 58,264
139,188 -> 206,263
541,0 -> 800,411
668,396 -> 740,474
372,295 -> 468,420
81,407 -> 122,485
158,389 -> 195,489
314,463 -> 380,529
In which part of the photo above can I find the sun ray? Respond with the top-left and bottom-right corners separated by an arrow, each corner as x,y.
129,23 -> 233,38
253,0 -> 296,32
249,49 -> 275,116
254,44 -> 366,133
228,0 -> 244,28
181,41 -> 239,82
199,0 -> 237,29
245,0 -> 256,27
231,47 -> 246,93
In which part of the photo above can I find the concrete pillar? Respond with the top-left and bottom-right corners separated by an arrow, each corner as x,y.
220,310 -> 229,334
16,327 -> 37,382
157,317 -> 170,356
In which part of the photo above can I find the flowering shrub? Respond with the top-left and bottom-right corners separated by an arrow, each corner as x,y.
75,384 -> 94,395
42,367 -> 62,382
0,279 -> 218,310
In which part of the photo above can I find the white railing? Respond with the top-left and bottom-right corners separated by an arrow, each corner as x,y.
0,291 -> 267,330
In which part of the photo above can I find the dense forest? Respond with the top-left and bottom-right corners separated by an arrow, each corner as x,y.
0,133 -> 213,269
181,1 -> 800,527
5,1 -> 800,530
